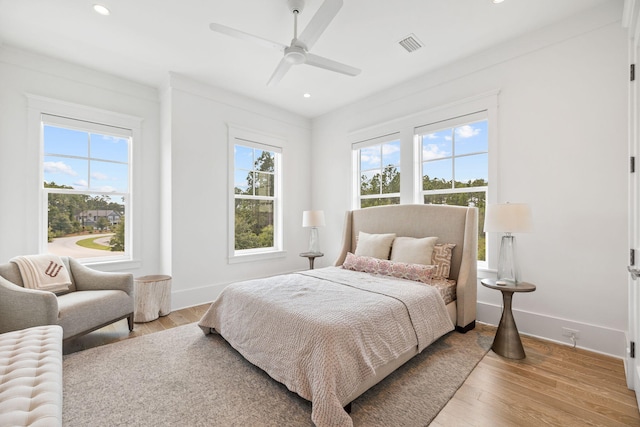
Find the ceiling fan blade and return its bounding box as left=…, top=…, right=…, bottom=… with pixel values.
left=305, top=53, right=360, bottom=76
left=209, top=23, right=287, bottom=52
left=297, top=0, right=343, bottom=50
left=267, top=58, right=294, bottom=87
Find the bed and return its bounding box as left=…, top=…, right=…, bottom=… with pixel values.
left=199, top=204, right=478, bottom=427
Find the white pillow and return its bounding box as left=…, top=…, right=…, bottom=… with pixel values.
left=390, top=236, right=438, bottom=265
left=354, top=231, right=396, bottom=259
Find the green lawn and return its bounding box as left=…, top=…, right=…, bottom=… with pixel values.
left=76, top=236, right=112, bottom=251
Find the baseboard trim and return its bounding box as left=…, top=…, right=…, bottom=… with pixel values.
left=477, top=301, right=626, bottom=358
left=171, top=282, right=227, bottom=311
left=172, top=284, right=626, bottom=358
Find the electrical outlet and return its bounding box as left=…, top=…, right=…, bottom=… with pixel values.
left=562, top=327, right=580, bottom=339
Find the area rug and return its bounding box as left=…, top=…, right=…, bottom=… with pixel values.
left=63, top=322, right=493, bottom=426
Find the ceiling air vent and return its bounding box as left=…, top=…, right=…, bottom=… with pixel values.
left=398, top=33, right=423, bottom=53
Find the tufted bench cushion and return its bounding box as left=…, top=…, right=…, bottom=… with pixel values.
left=0, top=325, right=63, bottom=427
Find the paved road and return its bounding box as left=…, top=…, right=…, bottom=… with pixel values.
left=48, top=233, right=123, bottom=258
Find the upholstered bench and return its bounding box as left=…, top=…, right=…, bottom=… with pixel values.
left=0, top=325, right=63, bottom=426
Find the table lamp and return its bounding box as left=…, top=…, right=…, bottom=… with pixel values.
left=302, top=210, right=325, bottom=254
left=484, top=203, right=533, bottom=284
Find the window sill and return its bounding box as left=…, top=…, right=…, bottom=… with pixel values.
left=82, top=258, right=142, bottom=272
left=229, top=250, right=287, bottom=264
left=478, top=261, right=497, bottom=280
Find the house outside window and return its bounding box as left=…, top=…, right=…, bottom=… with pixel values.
left=229, top=125, right=283, bottom=261
left=354, top=138, right=401, bottom=208
left=417, top=113, right=488, bottom=260
left=42, top=114, right=131, bottom=260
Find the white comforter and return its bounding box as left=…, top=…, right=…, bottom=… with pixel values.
left=198, top=267, right=454, bottom=427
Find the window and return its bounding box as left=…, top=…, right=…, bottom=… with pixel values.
left=349, top=93, right=497, bottom=265
left=42, top=114, right=131, bottom=261
left=354, top=137, right=401, bottom=208
left=229, top=126, right=283, bottom=260
left=417, top=113, right=488, bottom=260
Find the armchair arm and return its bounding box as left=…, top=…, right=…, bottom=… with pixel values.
left=0, top=275, right=58, bottom=334
left=68, top=258, right=133, bottom=296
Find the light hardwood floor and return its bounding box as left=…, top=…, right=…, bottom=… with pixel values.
left=64, top=305, right=640, bottom=426
left=62, top=303, right=210, bottom=355
left=433, top=334, right=640, bottom=426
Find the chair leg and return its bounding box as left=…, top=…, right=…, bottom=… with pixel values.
left=127, top=314, right=134, bottom=332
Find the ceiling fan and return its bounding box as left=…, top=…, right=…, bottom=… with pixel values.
left=209, top=0, right=361, bottom=86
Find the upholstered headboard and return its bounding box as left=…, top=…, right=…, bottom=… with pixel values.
left=334, top=204, right=478, bottom=331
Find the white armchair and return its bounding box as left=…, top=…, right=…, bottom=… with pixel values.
left=0, top=256, right=134, bottom=341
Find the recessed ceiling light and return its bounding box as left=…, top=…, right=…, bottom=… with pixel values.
left=492, top=0, right=505, bottom=3
left=93, top=4, right=110, bottom=15
left=303, top=93, right=311, bottom=98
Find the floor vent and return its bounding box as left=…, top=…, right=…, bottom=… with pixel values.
left=398, top=33, right=423, bottom=53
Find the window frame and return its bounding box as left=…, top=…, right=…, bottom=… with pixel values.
left=42, top=114, right=132, bottom=262
left=28, top=95, right=142, bottom=269
left=228, top=124, right=284, bottom=263
left=416, top=112, right=489, bottom=263
left=348, top=91, right=498, bottom=270
left=352, top=133, right=402, bottom=208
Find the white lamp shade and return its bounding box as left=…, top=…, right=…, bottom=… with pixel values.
left=484, top=203, right=533, bottom=233
left=302, top=210, right=325, bottom=227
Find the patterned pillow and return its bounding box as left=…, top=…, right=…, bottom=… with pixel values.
left=431, top=243, right=456, bottom=279
left=342, top=252, right=436, bottom=284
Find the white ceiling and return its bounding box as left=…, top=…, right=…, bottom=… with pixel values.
left=0, top=0, right=617, bottom=118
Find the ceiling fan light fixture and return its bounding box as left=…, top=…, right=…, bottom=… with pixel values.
left=284, top=46, right=306, bottom=64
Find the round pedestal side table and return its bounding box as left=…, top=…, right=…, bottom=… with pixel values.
left=299, top=252, right=323, bottom=270
left=134, top=275, right=172, bottom=323
left=481, top=278, right=536, bottom=360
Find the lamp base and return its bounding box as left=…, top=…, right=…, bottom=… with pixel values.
left=308, top=227, right=321, bottom=254
left=497, top=234, right=519, bottom=284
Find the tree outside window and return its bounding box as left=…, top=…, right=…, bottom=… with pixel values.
left=358, top=140, right=400, bottom=208
left=234, top=145, right=278, bottom=251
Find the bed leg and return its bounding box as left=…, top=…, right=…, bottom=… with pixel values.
left=455, top=320, right=476, bottom=333
left=344, top=402, right=352, bottom=414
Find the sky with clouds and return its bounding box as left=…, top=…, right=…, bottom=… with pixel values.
left=43, top=125, right=129, bottom=193
left=421, top=120, right=488, bottom=183
left=359, top=120, right=488, bottom=185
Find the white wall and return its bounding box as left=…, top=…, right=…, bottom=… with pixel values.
left=0, top=2, right=629, bottom=357
left=0, top=45, right=162, bottom=277
left=0, top=45, right=313, bottom=314
left=164, top=74, right=313, bottom=309
left=311, top=2, right=629, bottom=356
